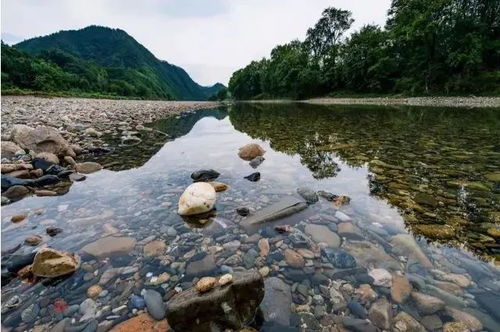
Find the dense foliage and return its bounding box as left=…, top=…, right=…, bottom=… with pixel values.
left=2, top=26, right=224, bottom=100
left=229, top=0, right=500, bottom=99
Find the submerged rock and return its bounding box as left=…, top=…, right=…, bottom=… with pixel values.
left=209, top=181, right=229, bottom=192
left=260, top=277, right=292, bottom=327
left=304, top=224, right=341, bottom=247
left=249, top=156, right=265, bottom=168
left=166, top=271, right=264, bottom=331
left=238, top=143, right=266, bottom=161
left=297, top=187, right=319, bottom=204
left=391, top=234, right=433, bottom=268
left=324, top=248, right=356, bottom=268
left=144, top=289, right=165, bottom=320
left=196, top=277, right=217, bottom=293
left=81, top=236, right=136, bottom=258
left=242, top=196, right=307, bottom=225
left=32, top=247, right=80, bottom=278
left=244, top=172, right=260, bottom=182
left=178, top=182, right=216, bottom=216
left=191, top=169, right=220, bottom=182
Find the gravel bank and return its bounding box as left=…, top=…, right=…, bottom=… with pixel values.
left=1, top=96, right=221, bottom=136
left=304, top=96, right=500, bottom=108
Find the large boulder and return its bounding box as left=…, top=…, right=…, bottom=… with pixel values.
left=178, top=182, right=216, bottom=216
left=32, top=248, right=80, bottom=278
left=10, top=125, right=75, bottom=157
left=238, top=143, right=265, bottom=161
left=165, top=271, right=264, bottom=331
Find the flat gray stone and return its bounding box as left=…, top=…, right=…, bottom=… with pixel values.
left=304, top=224, right=341, bottom=247
left=242, top=196, right=308, bottom=225
left=260, top=277, right=292, bottom=327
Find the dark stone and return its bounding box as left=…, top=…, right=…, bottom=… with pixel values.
left=317, top=191, right=338, bottom=201
left=2, top=174, right=30, bottom=191
left=342, top=317, right=377, bottom=332
left=128, top=295, right=145, bottom=310
left=6, top=251, right=36, bottom=273
left=243, top=249, right=258, bottom=269
left=191, top=169, right=220, bottom=182
left=244, top=172, right=261, bottom=182
left=323, top=248, right=356, bottom=269
left=296, top=188, right=318, bottom=204
left=32, top=158, right=67, bottom=175
left=249, top=156, right=265, bottom=168
left=261, top=277, right=292, bottom=327
left=86, top=147, right=111, bottom=155
left=166, top=271, right=264, bottom=331
left=46, top=227, right=63, bottom=237
left=283, top=268, right=309, bottom=282
left=347, top=300, right=367, bottom=319
left=236, top=207, right=250, bottom=216
left=31, top=175, right=61, bottom=187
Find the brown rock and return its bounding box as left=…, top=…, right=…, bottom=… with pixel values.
left=25, top=235, right=43, bottom=246
left=368, top=297, right=392, bottom=330
left=87, top=285, right=103, bottom=298
left=284, top=249, right=305, bottom=268
left=209, top=181, right=229, bottom=192
left=110, top=313, right=169, bottom=332
left=337, top=222, right=362, bottom=239
left=421, top=315, right=443, bottom=331
left=35, top=152, right=59, bottom=164
left=35, top=190, right=58, bottom=196
left=4, top=185, right=30, bottom=199
left=1, top=163, right=32, bottom=173
left=296, top=248, right=315, bottom=259
left=445, top=307, right=482, bottom=332
left=81, top=236, right=136, bottom=258
left=76, top=162, right=103, bottom=174
left=411, top=292, right=445, bottom=314
left=196, top=277, right=217, bottom=293
left=391, top=273, right=412, bottom=303
left=238, top=143, right=266, bottom=161
left=144, top=240, right=166, bottom=257
left=258, top=238, right=270, bottom=257
left=355, top=284, right=378, bottom=304
left=11, top=213, right=28, bottom=223
left=32, top=248, right=80, bottom=278
left=8, top=169, right=31, bottom=178
left=30, top=169, right=44, bottom=178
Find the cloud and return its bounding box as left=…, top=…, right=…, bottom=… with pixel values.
left=1, top=0, right=391, bottom=85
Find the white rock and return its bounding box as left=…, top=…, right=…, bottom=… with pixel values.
left=218, top=274, right=233, bottom=286
left=178, top=182, right=216, bottom=216
left=369, top=268, right=393, bottom=287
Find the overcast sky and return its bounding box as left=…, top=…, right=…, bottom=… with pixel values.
left=2, top=0, right=391, bottom=86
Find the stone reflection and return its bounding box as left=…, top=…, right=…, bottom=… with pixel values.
left=228, top=103, right=500, bottom=260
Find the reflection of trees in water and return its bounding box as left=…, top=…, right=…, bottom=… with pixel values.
left=152, top=108, right=228, bottom=138
left=228, top=102, right=500, bottom=259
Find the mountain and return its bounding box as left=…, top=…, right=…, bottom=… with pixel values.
left=10, top=26, right=223, bottom=100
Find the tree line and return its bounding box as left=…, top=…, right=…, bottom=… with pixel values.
left=229, top=0, right=500, bottom=99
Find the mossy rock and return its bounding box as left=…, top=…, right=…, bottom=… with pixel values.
left=413, top=224, right=455, bottom=240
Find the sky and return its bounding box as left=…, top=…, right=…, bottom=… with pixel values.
left=1, top=0, right=391, bottom=86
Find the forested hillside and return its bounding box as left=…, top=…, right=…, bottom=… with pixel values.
left=2, top=26, right=224, bottom=100
left=229, top=0, right=500, bottom=99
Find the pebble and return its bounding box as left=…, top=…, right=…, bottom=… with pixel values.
left=11, top=213, right=28, bottom=223
left=196, top=277, right=217, bottom=292
left=144, top=289, right=165, bottom=320
left=218, top=273, right=233, bottom=286
left=86, top=285, right=102, bottom=298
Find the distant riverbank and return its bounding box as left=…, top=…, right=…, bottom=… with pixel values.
left=302, top=96, right=500, bottom=108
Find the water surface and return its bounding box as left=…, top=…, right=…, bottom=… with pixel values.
left=2, top=103, right=499, bottom=330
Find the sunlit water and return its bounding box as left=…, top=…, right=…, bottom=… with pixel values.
left=2, top=103, right=499, bottom=330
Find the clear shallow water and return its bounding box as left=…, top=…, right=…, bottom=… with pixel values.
left=2, top=103, right=500, bottom=331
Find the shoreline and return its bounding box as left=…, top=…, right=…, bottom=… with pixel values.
left=243, top=96, right=500, bottom=108
left=304, top=96, right=500, bottom=108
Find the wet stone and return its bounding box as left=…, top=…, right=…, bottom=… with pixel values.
left=144, top=289, right=165, bottom=320
left=323, top=248, right=356, bottom=268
